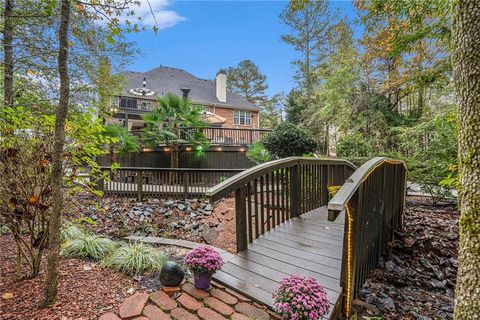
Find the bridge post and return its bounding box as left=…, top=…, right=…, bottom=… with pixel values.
left=235, top=186, right=248, bottom=252
left=290, top=164, right=301, bottom=217
left=136, top=169, right=143, bottom=201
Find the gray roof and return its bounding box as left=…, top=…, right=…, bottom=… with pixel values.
left=120, top=66, right=259, bottom=111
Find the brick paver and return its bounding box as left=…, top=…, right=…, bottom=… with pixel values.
left=99, top=313, right=121, bottom=320
left=197, top=307, right=226, bottom=320
left=177, top=293, right=202, bottom=312
left=99, top=281, right=276, bottom=320
left=231, top=313, right=251, bottom=320
left=170, top=308, right=199, bottom=320
left=150, top=291, right=177, bottom=311
left=203, top=297, right=234, bottom=316
left=210, top=288, right=238, bottom=305
left=119, top=293, right=149, bottom=320
left=143, top=304, right=171, bottom=320
left=235, top=302, right=270, bottom=320
left=182, top=283, right=209, bottom=299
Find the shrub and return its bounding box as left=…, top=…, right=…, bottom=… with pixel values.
left=62, top=234, right=117, bottom=261
left=61, top=224, right=89, bottom=242
left=336, top=132, right=372, bottom=158
left=273, top=275, right=329, bottom=320
left=103, top=242, right=167, bottom=275
left=262, top=122, right=317, bottom=159
left=184, top=245, right=224, bottom=274
left=246, top=142, right=271, bottom=164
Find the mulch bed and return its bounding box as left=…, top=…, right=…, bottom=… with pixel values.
left=354, top=196, right=459, bottom=319
left=0, top=235, right=138, bottom=320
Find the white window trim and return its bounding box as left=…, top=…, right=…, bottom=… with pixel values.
left=234, top=110, right=252, bottom=126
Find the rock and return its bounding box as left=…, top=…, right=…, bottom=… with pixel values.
left=83, top=265, right=93, bottom=271
left=202, top=225, right=219, bottom=244
left=160, top=261, right=185, bottom=287
left=139, top=215, right=145, bottom=222
left=128, top=212, right=135, bottom=219
left=382, top=297, right=395, bottom=311
left=205, top=203, right=214, bottom=211
left=385, top=260, right=395, bottom=272
left=90, top=214, right=98, bottom=221
left=145, top=206, right=153, bottom=213
left=449, top=257, right=458, bottom=268
left=178, top=203, right=187, bottom=211
left=165, top=200, right=174, bottom=206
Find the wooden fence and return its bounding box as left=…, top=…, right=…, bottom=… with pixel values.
left=98, top=167, right=244, bottom=200
left=206, top=157, right=356, bottom=252
left=328, top=157, right=407, bottom=318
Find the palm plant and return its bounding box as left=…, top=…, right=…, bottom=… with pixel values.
left=142, top=94, right=210, bottom=168
left=104, top=124, right=141, bottom=165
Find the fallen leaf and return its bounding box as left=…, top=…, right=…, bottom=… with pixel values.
left=2, top=292, right=14, bottom=299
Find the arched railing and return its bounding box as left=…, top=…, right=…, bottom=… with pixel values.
left=206, top=157, right=356, bottom=252
left=327, top=157, right=407, bottom=318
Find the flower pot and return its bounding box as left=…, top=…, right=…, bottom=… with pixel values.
left=193, top=272, right=212, bottom=290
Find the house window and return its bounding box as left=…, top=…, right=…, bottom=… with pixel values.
left=119, top=97, right=138, bottom=109
left=234, top=110, right=252, bottom=125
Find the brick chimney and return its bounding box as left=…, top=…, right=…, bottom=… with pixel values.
left=215, top=69, right=227, bottom=102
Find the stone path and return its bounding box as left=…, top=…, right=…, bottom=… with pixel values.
left=99, top=280, right=276, bottom=320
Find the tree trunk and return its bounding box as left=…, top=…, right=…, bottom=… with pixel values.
left=171, top=144, right=179, bottom=169
left=453, top=1, right=480, bottom=318
left=41, top=0, right=71, bottom=307
left=324, top=123, right=330, bottom=156
left=3, top=0, right=14, bottom=107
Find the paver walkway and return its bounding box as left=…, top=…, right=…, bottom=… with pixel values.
left=99, top=279, right=276, bottom=320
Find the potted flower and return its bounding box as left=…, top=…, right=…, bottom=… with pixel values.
left=273, top=274, right=330, bottom=320
left=184, top=245, right=224, bottom=290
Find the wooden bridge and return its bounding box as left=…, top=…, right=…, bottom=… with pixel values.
left=206, top=157, right=407, bottom=319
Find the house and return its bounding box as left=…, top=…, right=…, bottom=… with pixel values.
left=107, top=65, right=261, bottom=133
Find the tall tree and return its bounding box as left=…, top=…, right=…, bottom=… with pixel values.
left=226, top=60, right=268, bottom=105
left=260, top=93, right=284, bottom=129
left=142, top=94, right=209, bottom=168
left=280, top=0, right=332, bottom=108
left=3, top=0, right=14, bottom=107
left=284, top=89, right=305, bottom=123
left=452, top=0, right=480, bottom=317
left=41, top=0, right=71, bottom=306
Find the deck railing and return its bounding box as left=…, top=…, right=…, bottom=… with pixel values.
left=206, top=157, right=356, bottom=252
left=131, top=127, right=270, bottom=146
left=98, top=167, right=244, bottom=200
left=327, top=157, right=407, bottom=318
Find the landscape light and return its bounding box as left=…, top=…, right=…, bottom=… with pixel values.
left=185, top=147, right=192, bottom=151
left=217, top=147, right=222, bottom=151
left=164, top=147, right=171, bottom=152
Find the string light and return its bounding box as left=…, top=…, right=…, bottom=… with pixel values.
left=345, top=204, right=353, bottom=318
left=142, top=147, right=152, bottom=152
left=343, top=158, right=407, bottom=317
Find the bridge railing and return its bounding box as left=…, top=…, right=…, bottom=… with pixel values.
left=327, top=157, right=407, bottom=318
left=206, top=157, right=356, bottom=252
left=98, top=167, right=243, bottom=200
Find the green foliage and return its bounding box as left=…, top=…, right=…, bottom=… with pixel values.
left=227, top=60, right=268, bottom=105
left=61, top=224, right=90, bottom=242
left=262, top=122, right=317, bottom=159
left=104, top=124, right=141, bottom=154
left=0, top=106, right=113, bottom=278
left=102, top=242, right=167, bottom=275
left=247, top=142, right=271, bottom=164
left=336, top=133, right=373, bottom=158
left=284, top=89, right=306, bottom=123
left=62, top=234, right=118, bottom=261
left=142, top=94, right=210, bottom=149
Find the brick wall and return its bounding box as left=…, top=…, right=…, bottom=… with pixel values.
left=213, top=106, right=259, bottom=129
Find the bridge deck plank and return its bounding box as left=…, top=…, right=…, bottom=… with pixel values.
left=212, top=206, right=344, bottom=320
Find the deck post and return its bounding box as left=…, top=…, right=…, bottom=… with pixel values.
left=235, top=186, right=248, bottom=252
left=183, top=171, right=188, bottom=199
left=137, top=169, right=143, bottom=201
left=290, top=164, right=301, bottom=217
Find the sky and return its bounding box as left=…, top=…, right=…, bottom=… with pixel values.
left=124, top=0, right=359, bottom=97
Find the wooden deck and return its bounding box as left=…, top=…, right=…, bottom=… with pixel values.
left=212, top=206, right=345, bottom=319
